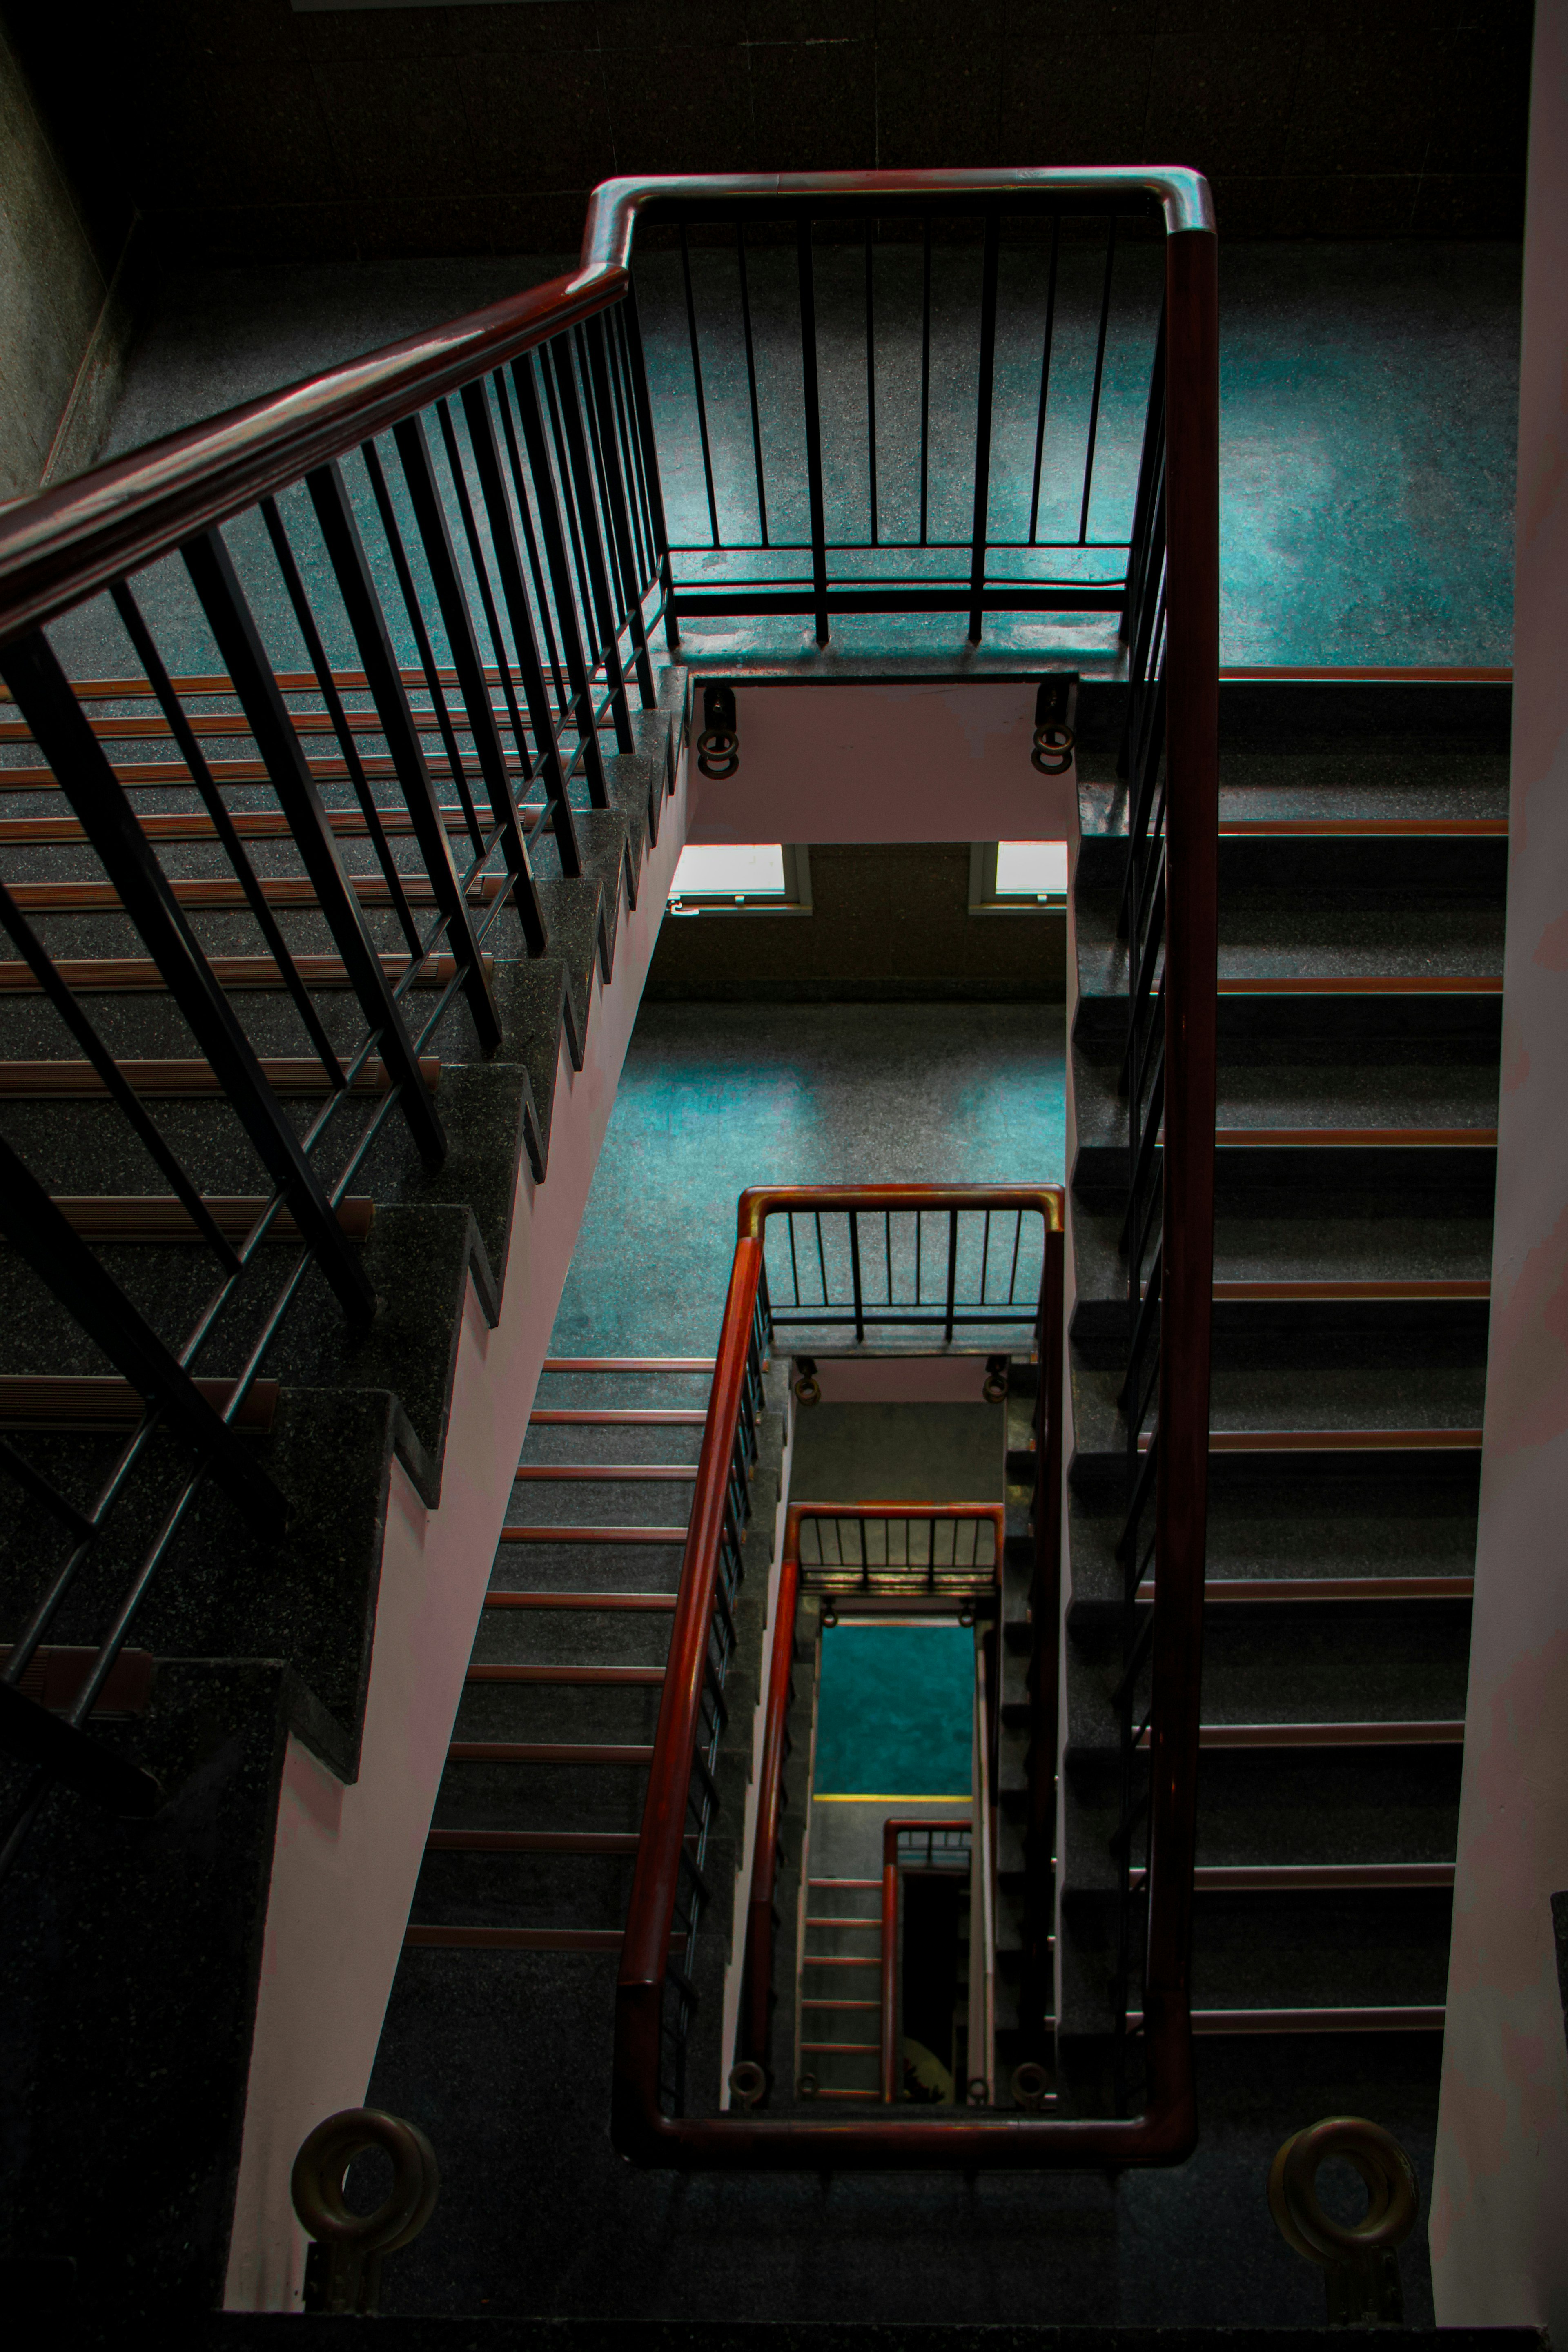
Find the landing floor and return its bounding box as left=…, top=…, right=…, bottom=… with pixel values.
left=100, top=240, right=1519, bottom=670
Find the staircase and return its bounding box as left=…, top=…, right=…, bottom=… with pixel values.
left=0, top=656, right=686, bottom=2310
left=1062, top=673, right=1504, bottom=2171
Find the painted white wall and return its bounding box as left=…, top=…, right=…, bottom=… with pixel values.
left=686, top=682, right=1078, bottom=847
left=223, top=755, right=690, bottom=2310
left=1431, top=3, right=1568, bottom=2326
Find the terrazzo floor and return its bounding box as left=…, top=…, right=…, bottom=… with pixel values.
left=87, top=236, right=1520, bottom=673
left=547, top=1000, right=1067, bottom=1358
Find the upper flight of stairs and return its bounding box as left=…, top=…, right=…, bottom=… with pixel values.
left=1061, top=677, right=1504, bottom=2090
left=0, top=662, right=686, bottom=2313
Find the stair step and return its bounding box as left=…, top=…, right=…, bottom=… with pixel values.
left=483, top=1592, right=678, bottom=1612
left=513, top=1465, right=698, bottom=1481
left=0, top=1374, right=277, bottom=1432
left=529, top=1410, right=708, bottom=1426
left=542, top=1356, right=715, bottom=1374
left=497, top=1526, right=689, bottom=1545
left=0, top=952, right=475, bottom=992
left=4, top=875, right=508, bottom=912
left=1134, top=1720, right=1464, bottom=1750
left=425, top=1831, right=641, bottom=1854
left=1212, top=1279, right=1490, bottom=1300
left=1216, top=975, right=1502, bottom=995
left=463, top=1665, right=665, bottom=1686
left=28, top=1196, right=374, bottom=1243
left=1217, top=817, right=1507, bottom=835
left=447, top=1741, right=654, bottom=1765
left=1214, top=1127, right=1494, bottom=1147
left=1134, top=1576, right=1474, bottom=1604
left=1189, top=2005, right=1445, bottom=2034
left=404, top=1926, right=623, bottom=1951
left=0, top=1056, right=441, bottom=1097
left=1191, top=1864, right=1454, bottom=1890
left=0, top=1643, right=154, bottom=1713
left=1203, top=1428, right=1483, bottom=1453
left=0, top=808, right=499, bottom=848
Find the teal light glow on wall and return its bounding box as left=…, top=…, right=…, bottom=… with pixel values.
left=814, top=1621, right=974, bottom=1797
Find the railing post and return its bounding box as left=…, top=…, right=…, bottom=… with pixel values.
left=795, top=213, right=830, bottom=648
left=967, top=205, right=1001, bottom=646
left=1141, top=219, right=1218, bottom=2132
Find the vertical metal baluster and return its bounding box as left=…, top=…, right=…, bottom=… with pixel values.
left=679, top=223, right=722, bottom=550
left=849, top=1207, right=864, bottom=1347
left=884, top=1207, right=892, bottom=1306
left=920, top=214, right=933, bottom=548
left=864, top=222, right=878, bottom=547
left=945, top=1208, right=958, bottom=1344
left=915, top=1208, right=922, bottom=1306
left=432, top=395, right=539, bottom=765
left=511, top=352, right=610, bottom=810
left=814, top=1210, right=827, bottom=1309
left=620, top=281, right=681, bottom=655
left=1008, top=1209, right=1023, bottom=1305
left=1079, top=217, right=1120, bottom=547
left=110, top=575, right=355, bottom=1065
left=461, top=380, right=583, bottom=877
left=252, top=504, right=423, bottom=959
left=582, top=315, right=657, bottom=712
left=1027, top=216, right=1062, bottom=547
left=309, top=453, right=523, bottom=1014
left=788, top=1212, right=801, bottom=1306
left=1120, top=304, right=1168, bottom=644
left=177, top=530, right=448, bottom=1173
left=736, top=220, right=770, bottom=550
left=0, top=628, right=400, bottom=1299
left=541, top=348, right=605, bottom=676
left=797, top=212, right=829, bottom=648
left=382, top=419, right=547, bottom=961
left=980, top=1207, right=991, bottom=1306
left=607, top=310, right=653, bottom=584
left=358, top=437, right=486, bottom=855
left=967, top=206, right=1001, bottom=646
left=493, top=366, right=568, bottom=718
left=859, top=1513, right=868, bottom=1595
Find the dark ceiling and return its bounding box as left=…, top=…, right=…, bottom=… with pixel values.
left=8, top=0, right=1534, bottom=270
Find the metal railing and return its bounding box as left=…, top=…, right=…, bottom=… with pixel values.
left=794, top=1501, right=1004, bottom=1604
left=880, top=1819, right=980, bottom=2107
left=616, top=1182, right=1091, bottom=2164
left=0, top=207, right=673, bottom=1875
left=596, top=170, right=1209, bottom=644
left=761, top=1189, right=1048, bottom=1349
left=1106, top=213, right=1219, bottom=2111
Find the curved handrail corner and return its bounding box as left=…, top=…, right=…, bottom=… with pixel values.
left=579, top=168, right=1215, bottom=278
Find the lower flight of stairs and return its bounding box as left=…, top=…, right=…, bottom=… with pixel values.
left=1059, top=678, right=1502, bottom=2190
left=370, top=1357, right=786, bottom=2254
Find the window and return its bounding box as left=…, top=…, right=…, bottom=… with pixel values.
left=667, top=842, right=812, bottom=915
left=968, top=840, right=1069, bottom=912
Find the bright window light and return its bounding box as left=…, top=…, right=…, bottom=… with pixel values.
left=995, top=840, right=1068, bottom=898
left=670, top=843, right=786, bottom=899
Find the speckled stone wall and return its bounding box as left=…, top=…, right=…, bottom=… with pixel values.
left=2, top=0, right=1535, bottom=268
left=0, top=16, right=136, bottom=494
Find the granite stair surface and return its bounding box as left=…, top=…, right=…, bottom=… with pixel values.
left=1058, top=678, right=1506, bottom=2286
left=0, top=652, right=687, bottom=2314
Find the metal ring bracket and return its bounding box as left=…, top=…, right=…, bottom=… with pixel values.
left=291, top=2107, right=440, bottom=2315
